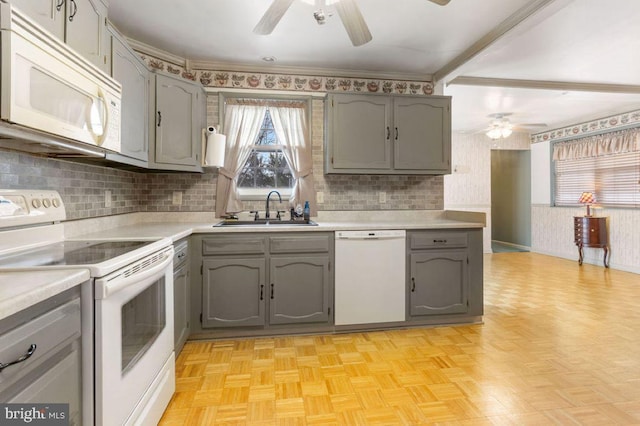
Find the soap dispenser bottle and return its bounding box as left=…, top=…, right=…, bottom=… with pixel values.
left=303, top=201, right=310, bottom=222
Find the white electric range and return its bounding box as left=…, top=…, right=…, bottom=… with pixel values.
left=0, top=189, right=175, bottom=426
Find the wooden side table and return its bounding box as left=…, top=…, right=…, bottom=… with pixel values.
left=574, top=216, right=609, bottom=268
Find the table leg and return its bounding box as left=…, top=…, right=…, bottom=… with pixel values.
left=603, top=245, right=609, bottom=268
left=578, top=244, right=584, bottom=265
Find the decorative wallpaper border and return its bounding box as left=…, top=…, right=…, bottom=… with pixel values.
left=139, top=56, right=434, bottom=95
left=531, top=109, right=640, bottom=143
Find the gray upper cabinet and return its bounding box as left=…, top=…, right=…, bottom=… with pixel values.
left=65, top=0, right=109, bottom=72
left=10, top=0, right=65, bottom=38
left=393, top=97, right=450, bottom=171
left=328, top=95, right=392, bottom=170
left=150, top=73, right=204, bottom=172
left=13, top=0, right=110, bottom=72
left=325, top=93, right=451, bottom=175
left=109, top=24, right=149, bottom=166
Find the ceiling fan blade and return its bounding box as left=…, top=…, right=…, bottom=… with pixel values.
left=334, top=0, right=372, bottom=47
left=253, top=0, right=295, bottom=35
left=427, top=0, right=451, bottom=5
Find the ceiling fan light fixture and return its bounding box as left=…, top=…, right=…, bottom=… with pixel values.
left=486, top=115, right=513, bottom=140
left=486, top=127, right=503, bottom=140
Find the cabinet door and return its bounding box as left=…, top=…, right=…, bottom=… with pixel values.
left=410, top=250, right=468, bottom=316
left=394, top=97, right=451, bottom=172
left=65, top=0, right=109, bottom=71
left=269, top=255, right=331, bottom=325
left=328, top=94, right=392, bottom=170
left=173, top=262, right=190, bottom=354
left=154, top=74, right=202, bottom=169
left=111, top=29, right=150, bottom=162
left=7, top=342, right=82, bottom=425
left=202, top=258, right=266, bottom=328
left=10, top=0, right=65, bottom=39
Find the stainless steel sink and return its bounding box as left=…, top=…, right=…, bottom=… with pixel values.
left=214, top=219, right=318, bottom=227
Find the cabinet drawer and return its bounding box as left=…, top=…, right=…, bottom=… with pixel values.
left=0, top=298, right=81, bottom=391
left=270, top=235, right=331, bottom=253
left=410, top=232, right=468, bottom=249
left=174, top=239, right=189, bottom=267
left=203, top=236, right=266, bottom=255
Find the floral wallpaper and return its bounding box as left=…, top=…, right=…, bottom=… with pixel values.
left=531, top=109, right=640, bottom=143
left=140, top=56, right=434, bottom=95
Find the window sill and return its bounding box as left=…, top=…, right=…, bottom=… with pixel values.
left=238, top=188, right=293, bottom=201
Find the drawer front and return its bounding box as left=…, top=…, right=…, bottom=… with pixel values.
left=174, top=239, right=189, bottom=266
left=0, top=298, right=81, bottom=391
left=270, top=235, right=331, bottom=254
left=203, top=236, right=266, bottom=255
left=410, top=232, right=468, bottom=249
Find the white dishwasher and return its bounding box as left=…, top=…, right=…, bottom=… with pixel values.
left=334, top=230, right=406, bottom=325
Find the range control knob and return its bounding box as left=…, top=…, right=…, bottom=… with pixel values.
left=31, top=199, right=42, bottom=208
left=42, top=198, right=51, bottom=208
left=52, top=198, right=60, bottom=208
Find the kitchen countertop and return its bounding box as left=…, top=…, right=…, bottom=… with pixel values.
left=2, top=210, right=484, bottom=320
left=67, top=210, right=486, bottom=242
left=0, top=269, right=90, bottom=321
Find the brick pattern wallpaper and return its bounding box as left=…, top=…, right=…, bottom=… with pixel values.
left=0, top=94, right=444, bottom=220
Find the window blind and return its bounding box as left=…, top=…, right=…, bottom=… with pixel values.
left=554, top=150, right=640, bottom=208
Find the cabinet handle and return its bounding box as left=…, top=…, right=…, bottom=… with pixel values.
left=395, top=127, right=398, bottom=140
left=68, top=0, right=77, bottom=21
left=260, top=284, right=264, bottom=301
left=157, top=111, right=162, bottom=127
left=270, top=283, right=274, bottom=299
left=411, top=277, right=416, bottom=292
left=0, top=344, right=37, bottom=372
left=56, top=0, right=65, bottom=12
left=433, top=239, right=447, bottom=244
left=386, top=126, right=390, bottom=140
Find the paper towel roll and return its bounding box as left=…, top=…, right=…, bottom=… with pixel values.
left=205, top=132, right=226, bottom=167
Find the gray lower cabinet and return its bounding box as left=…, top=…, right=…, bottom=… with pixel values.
left=150, top=72, right=205, bottom=172
left=0, top=287, right=83, bottom=425
left=410, top=250, right=468, bottom=315
left=269, top=255, right=330, bottom=325
left=202, top=257, right=266, bottom=328
left=198, top=233, right=333, bottom=333
left=325, top=93, right=451, bottom=175
left=173, top=239, right=190, bottom=353
left=407, top=230, right=483, bottom=320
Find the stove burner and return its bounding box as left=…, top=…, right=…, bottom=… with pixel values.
left=0, top=240, right=153, bottom=267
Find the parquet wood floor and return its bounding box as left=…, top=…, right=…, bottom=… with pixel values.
left=160, top=253, right=640, bottom=425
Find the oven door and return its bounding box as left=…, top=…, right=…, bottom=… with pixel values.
left=94, top=247, right=175, bottom=426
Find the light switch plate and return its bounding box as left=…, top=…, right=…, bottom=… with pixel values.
left=379, top=192, right=386, bottom=203
left=172, top=191, right=183, bottom=205
left=316, top=191, right=324, bottom=204
left=105, top=190, right=112, bottom=208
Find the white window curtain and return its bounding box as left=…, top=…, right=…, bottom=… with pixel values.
left=553, top=127, right=640, bottom=207
left=269, top=105, right=316, bottom=215
left=215, top=104, right=267, bottom=216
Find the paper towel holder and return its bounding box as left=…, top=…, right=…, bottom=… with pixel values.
left=203, top=125, right=226, bottom=168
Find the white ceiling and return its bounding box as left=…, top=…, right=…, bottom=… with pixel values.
left=108, top=0, right=640, bottom=135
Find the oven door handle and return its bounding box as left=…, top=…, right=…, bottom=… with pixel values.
left=97, top=249, right=173, bottom=299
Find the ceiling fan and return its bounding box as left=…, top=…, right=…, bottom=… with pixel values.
left=253, top=0, right=452, bottom=47
left=483, top=113, right=548, bottom=139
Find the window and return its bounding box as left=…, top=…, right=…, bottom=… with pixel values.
left=237, top=110, right=294, bottom=199
left=553, top=128, right=640, bottom=208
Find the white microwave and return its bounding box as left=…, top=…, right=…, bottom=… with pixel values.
left=0, top=3, right=121, bottom=153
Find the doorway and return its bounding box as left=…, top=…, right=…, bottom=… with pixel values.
left=491, top=149, right=531, bottom=252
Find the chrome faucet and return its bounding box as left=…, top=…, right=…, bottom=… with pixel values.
left=265, top=190, right=282, bottom=219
